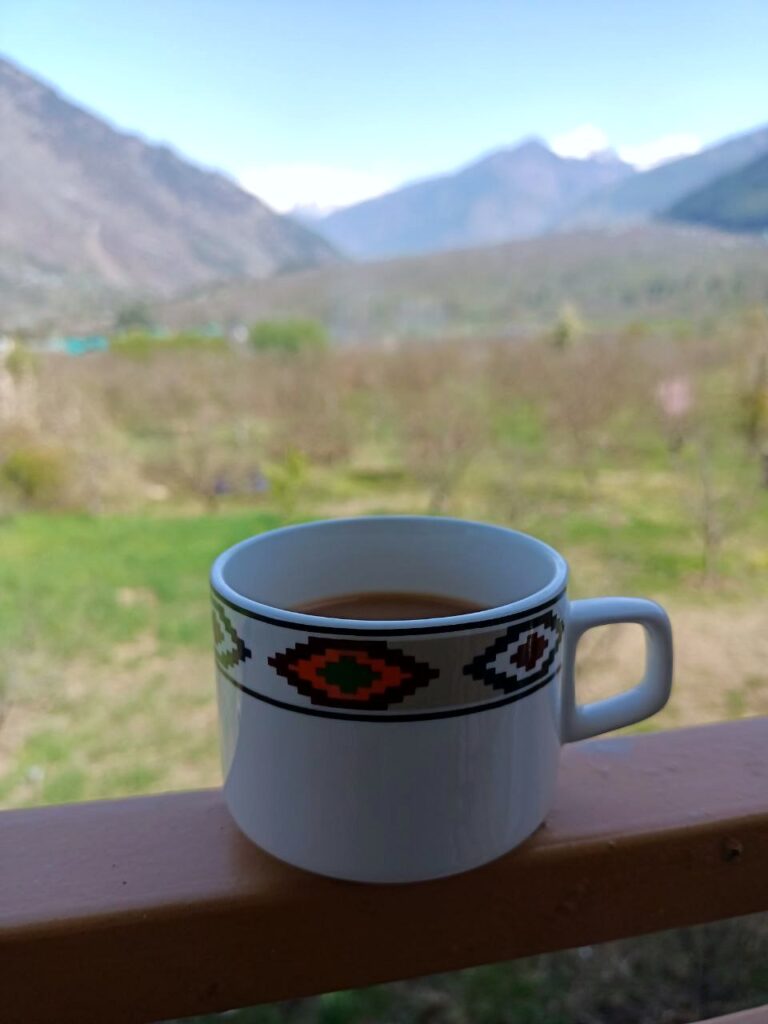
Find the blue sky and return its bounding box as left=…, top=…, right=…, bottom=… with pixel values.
left=3, top=0, right=768, bottom=210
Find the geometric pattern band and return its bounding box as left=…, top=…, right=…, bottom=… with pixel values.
left=264, top=609, right=564, bottom=712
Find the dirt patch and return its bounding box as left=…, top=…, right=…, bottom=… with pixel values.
left=576, top=601, right=768, bottom=727
left=0, top=637, right=219, bottom=807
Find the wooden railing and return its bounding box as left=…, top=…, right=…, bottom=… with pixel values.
left=2, top=717, right=768, bottom=1024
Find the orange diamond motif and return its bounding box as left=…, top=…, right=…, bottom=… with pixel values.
left=268, top=637, right=439, bottom=710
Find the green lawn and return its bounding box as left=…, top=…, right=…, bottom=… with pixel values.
left=0, top=511, right=280, bottom=806
left=0, top=510, right=280, bottom=660
left=0, top=467, right=764, bottom=670
left=0, top=467, right=765, bottom=811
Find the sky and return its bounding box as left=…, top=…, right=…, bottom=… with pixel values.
left=3, top=0, right=768, bottom=211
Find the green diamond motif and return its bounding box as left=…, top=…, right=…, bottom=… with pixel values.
left=319, top=656, right=377, bottom=694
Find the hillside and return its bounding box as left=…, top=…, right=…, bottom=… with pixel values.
left=665, top=151, right=768, bottom=233
left=0, top=57, right=337, bottom=329
left=315, top=139, right=634, bottom=259
left=556, top=124, right=768, bottom=230
left=159, top=225, right=768, bottom=341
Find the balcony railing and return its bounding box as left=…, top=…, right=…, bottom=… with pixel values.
left=2, top=717, right=768, bottom=1024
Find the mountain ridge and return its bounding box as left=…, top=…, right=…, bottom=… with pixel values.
left=0, top=56, right=337, bottom=328
left=553, top=123, right=768, bottom=231
left=312, top=124, right=768, bottom=259
left=315, top=139, right=635, bottom=259
left=665, top=150, right=768, bottom=233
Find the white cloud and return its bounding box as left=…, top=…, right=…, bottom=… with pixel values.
left=238, top=163, right=396, bottom=213
left=550, top=123, right=610, bottom=159
left=550, top=125, right=703, bottom=170
left=617, top=133, right=703, bottom=170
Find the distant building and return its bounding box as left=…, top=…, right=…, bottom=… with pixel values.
left=42, top=335, right=110, bottom=355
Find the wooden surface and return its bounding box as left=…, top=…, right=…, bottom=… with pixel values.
left=2, top=718, right=768, bottom=1024
left=697, top=1008, right=768, bottom=1024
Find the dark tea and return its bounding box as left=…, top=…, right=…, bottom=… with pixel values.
left=293, top=591, right=486, bottom=620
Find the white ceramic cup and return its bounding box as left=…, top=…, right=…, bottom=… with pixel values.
left=211, top=516, right=673, bottom=883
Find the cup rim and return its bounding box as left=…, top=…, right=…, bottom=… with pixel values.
left=211, top=516, right=568, bottom=635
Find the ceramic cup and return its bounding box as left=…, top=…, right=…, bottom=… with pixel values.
left=211, top=516, right=673, bottom=883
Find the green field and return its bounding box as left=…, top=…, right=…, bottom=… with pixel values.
left=2, top=324, right=768, bottom=807
left=0, top=510, right=267, bottom=805
left=1, top=444, right=766, bottom=808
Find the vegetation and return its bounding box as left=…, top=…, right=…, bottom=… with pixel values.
left=0, top=318, right=766, bottom=802
left=0, top=444, right=70, bottom=508
left=113, top=300, right=155, bottom=332
left=0, top=314, right=766, bottom=1022
left=248, top=317, right=329, bottom=354
left=111, top=328, right=228, bottom=357
left=548, top=301, right=586, bottom=349
left=159, top=226, right=768, bottom=343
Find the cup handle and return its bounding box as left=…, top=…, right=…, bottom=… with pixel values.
left=561, top=597, right=673, bottom=742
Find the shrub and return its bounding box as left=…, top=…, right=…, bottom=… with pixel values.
left=549, top=302, right=586, bottom=350
left=4, top=345, right=38, bottom=379
left=110, top=330, right=156, bottom=358
left=164, top=330, right=227, bottom=352
left=113, top=301, right=154, bottom=332
left=111, top=330, right=227, bottom=358
left=0, top=445, right=71, bottom=507
left=264, top=449, right=309, bottom=521
left=248, top=318, right=328, bottom=355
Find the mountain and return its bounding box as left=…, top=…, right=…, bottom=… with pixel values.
left=556, top=124, right=768, bottom=231
left=158, top=225, right=768, bottom=342
left=0, top=57, right=336, bottom=328
left=314, top=140, right=635, bottom=259
left=665, top=151, right=768, bottom=233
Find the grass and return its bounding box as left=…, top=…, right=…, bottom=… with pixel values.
left=0, top=456, right=766, bottom=810
left=0, top=444, right=764, bottom=672
left=0, top=510, right=280, bottom=659
left=0, top=510, right=279, bottom=806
